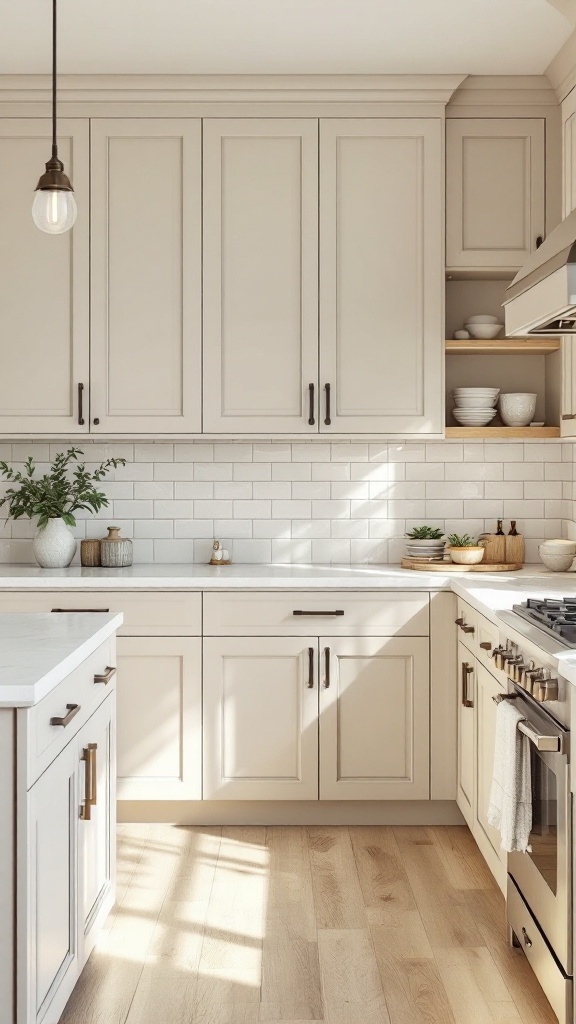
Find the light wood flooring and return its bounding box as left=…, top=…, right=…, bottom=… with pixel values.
left=61, top=824, right=556, bottom=1024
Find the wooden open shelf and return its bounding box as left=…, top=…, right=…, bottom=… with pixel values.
left=445, top=338, right=560, bottom=355
left=445, top=426, right=560, bottom=438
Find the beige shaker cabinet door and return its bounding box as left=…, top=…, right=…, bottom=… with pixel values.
left=446, top=118, right=545, bottom=272
left=202, top=637, right=319, bottom=799
left=203, top=119, right=319, bottom=433
left=319, top=636, right=430, bottom=800
left=90, top=119, right=202, bottom=433
left=0, top=119, right=89, bottom=434
left=115, top=637, right=201, bottom=800
left=319, top=118, right=443, bottom=435
left=457, top=641, right=476, bottom=829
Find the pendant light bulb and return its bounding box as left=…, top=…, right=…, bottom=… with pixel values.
left=32, top=0, right=77, bottom=234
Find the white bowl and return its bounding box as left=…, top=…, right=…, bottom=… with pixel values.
left=453, top=387, right=500, bottom=397
left=452, top=408, right=497, bottom=426
left=539, top=539, right=576, bottom=553
left=448, top=546, right=485, bottom=565
left=465, top=323, right=504, bottom=340
left=453, top=395, right=498, bottom=409
left=454, top=330, right=470, bottom=340
left=539, top=546, right=575, bottom=572
left=465, top=315, right=500, bottom=324
left=499, top=393, right=537, bottom=427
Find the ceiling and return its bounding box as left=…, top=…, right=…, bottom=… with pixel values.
left=0, top=0, right=573, bottom=77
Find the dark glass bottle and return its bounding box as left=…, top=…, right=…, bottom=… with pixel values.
left=496, top=519, right=505, bottom=536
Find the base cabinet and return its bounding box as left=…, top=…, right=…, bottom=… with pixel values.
left=203, top=634, right=430, bottom=801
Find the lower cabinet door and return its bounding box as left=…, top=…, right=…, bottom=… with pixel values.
left=457, top=642, right=476, bottom=828
left=24, top=741, right=79, bottom=1024
left=116, top=637, right=202, bottom=800
left=203, top=637, right=319, bottom=799
left=474, top=662, right=506, bottom=888
left=77, top=693, right=116, bottom=963
left=319, top=636, right=430, bottom=799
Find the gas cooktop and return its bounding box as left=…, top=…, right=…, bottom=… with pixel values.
left=513, top=597, right=576, bottom=648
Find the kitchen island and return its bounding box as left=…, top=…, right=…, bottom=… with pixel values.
left=0, top=611, right=122, bottom=1024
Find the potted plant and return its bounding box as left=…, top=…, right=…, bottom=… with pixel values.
left=0, top=447, right=126, bottom=568
left=446, top=533, right=485, bottom=565
left=405, top=525, right=446, bottom=561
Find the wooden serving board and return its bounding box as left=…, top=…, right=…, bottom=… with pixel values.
left=401, top=558, right=523, bottom=573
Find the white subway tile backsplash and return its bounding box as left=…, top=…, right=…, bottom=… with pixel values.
left=1, top=438, right=571, bottom=566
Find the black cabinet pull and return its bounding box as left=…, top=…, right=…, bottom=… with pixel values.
left=536, top=236, right=543, bottom=249
left=293, top=609, right=344, bottom=616
left=78, top=382, right=85, bottom=426
left=324, top=383, right=331, bottom=426
left=324, top=647, right=331, bottom=688
left=50, top=703, right=81, bottom=728
left=461, top=663, right=474, bottom=708
left=307, top=647, right=314, bottom=688
left=308, top=383, right=315, bottom=426
left=52, top=608, right=110, bottom=613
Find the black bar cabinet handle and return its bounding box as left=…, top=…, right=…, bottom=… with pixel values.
left=78, top=382, right=85, bottom=426
left=50, top=703, right=81, bottom=728
left=324, top=383, right=331, bottom=426
left=293, top=609, right=344, bottom=616
left=308, top=383, right=315, bottom=426
left=307, top=647, right=314, bottom=688
left=52, top=608, right=110, bottom=613
left=324, top=647, right=331, bottom=689
left=461, top=663, right=474, bottom=709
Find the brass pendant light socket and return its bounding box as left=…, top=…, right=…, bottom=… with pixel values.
left=35, top=154, right=74, bottom=193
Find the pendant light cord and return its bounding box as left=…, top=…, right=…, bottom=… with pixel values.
left=52, top=0, right=57, bottom=158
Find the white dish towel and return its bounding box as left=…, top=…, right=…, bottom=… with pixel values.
left=487, top=700, right=532, bottom=853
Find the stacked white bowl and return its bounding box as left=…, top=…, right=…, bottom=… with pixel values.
left=464, top=314, right=503, bottom=340
left=452, top=387, right=499, bottom=427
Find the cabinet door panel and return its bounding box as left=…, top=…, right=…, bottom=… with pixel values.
left=91, top=119, right=201, bottom=432
left=457, top=642, right=475, bottom=828
left=446, top=118, right=545, bottom=270
left=320, top=118, right=443, bottom=434
left=203, top=637, right=318, bottom=799
left=25, top=741, right=79, bottom=1023
left=77, top=693, right=116, bottom=963
left=203, top=119, right=319, bottom=433
left=116, top=637, right=201, bottom=799
left=475, top=663, right=506, bottom=869
left=0, top=119, right=89, bottom=433
left=319, top=636, right=429, bottom=799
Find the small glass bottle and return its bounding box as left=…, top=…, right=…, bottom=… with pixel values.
left=496, top=519, right=505, bottom=536
left=508, top=520, right=518, bottom=536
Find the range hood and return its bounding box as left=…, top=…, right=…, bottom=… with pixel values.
left=504, top=208, right=576, bottom=336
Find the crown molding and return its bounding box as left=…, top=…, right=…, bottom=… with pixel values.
left=0, top=73, right=467, bottom=107
left=546, top=28, right=576, bottom=100
left=448, top=74, right=559, bottom=109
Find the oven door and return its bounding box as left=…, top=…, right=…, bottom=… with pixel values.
left=508, top=696, right=571, bottom=975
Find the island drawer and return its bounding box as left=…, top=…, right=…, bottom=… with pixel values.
left=24, top=637, right=115, bottom=788
left=203, top=591, right=429, bottom=636
left=0, top=591, right=201, bottom=636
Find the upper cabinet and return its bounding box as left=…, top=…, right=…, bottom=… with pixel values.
left=90, top=119, right=202, bottom=433
left=203, top=119, right=319, bottom=434
left=320, top=118, right=443, bottom=434
left=0, top=119, right=89, bottom=434
left=446, top=118, right=546, bottom=273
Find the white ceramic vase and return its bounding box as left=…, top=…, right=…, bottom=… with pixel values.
left=32, top=517, right=77, bottom=568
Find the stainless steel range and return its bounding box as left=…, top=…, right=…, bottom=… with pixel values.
left=497, top=602, right=573, bottom=1024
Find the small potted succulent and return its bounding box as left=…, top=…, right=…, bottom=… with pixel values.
left=0, top=447, right=126, bottom=568
left=405, top=525, right=446, bottom=561
left=447, top=533, right=485, bottom=565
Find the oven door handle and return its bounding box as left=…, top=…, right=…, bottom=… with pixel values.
left=517, top=720, right=561, bottom=753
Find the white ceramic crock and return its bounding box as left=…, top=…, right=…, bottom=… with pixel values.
left=32, top=517, right=77, bottom=568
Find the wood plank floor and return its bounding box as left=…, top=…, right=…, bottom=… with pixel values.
left=60, top=824, right=556, bottom=1024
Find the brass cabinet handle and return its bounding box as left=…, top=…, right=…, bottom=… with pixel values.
left=324, top=647, right=331, bottom=688
left=80, top=743, right=97, bottom=820
left=455, top=617, right=464, bottom=627
left=461, top=663, right=474, bottom=708
left=293, top=609, right=344, bottom=617
left=50, top=703, right=80, bottom=728
left=562, top=414, right=576, bottom=420
left=94, top=665, right=116, bottom=685
left=324, top=383, right=331, bottom=426
left=479, top=641, right=492, bottom=650
left=462, top=624, right=475, bottom=634
left=78, top=382, right=85, bottom=426
left=307, top=647, right=314, bottom=689
left=308, top=383, right=315, bottom=426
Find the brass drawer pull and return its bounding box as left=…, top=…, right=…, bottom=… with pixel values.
left=80, top=743, right=97, bottom=820
left=462, top=624, right=475, bottom=634
left=479, top=641, right=492, bottom=650
left=461, top=663, right=474, bottom=708
left=94, top=666, right=116, bottom=685
left=50, top=703, right=80, bottom=728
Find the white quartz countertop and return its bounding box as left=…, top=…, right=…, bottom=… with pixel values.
left=0, top=612, right=123, bottom=707
left=0, top=562, right=573, bottom=592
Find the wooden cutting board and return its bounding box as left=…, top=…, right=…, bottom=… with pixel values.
left=400, top=557, right=523, bottom=573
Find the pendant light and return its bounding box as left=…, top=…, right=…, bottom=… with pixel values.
left=32, top=0, right=77, bottom=233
